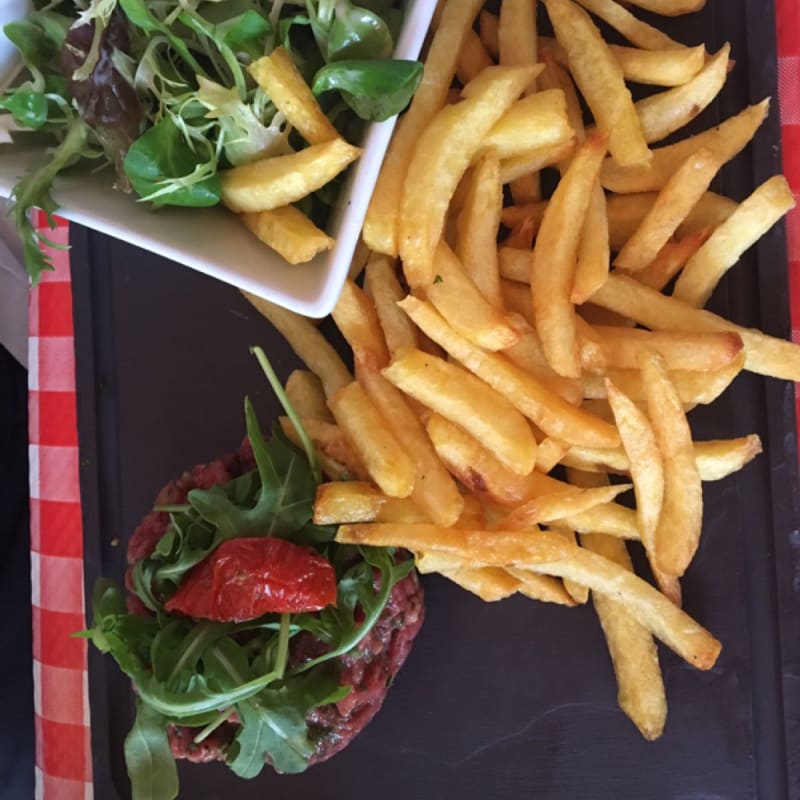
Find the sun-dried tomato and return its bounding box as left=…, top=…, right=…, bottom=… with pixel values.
left=165, top=537, right=337, bottom=622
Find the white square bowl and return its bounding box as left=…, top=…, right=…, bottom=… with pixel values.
left=0, top=1, right=435, bottom=317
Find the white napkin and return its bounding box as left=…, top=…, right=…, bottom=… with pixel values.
left=0, top=199, right=28, bottom=368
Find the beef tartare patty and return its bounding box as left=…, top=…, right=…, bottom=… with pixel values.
left=126, top=439, right=425, bottom=767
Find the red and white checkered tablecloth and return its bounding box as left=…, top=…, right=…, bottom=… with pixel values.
left=28, top=212, right=93, bottom=799
left=25, top=2, right=800, bottom=796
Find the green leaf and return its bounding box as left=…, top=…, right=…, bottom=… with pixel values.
left=186, top=421, right=317, bottom=541
left=293, top=546, right=413, bottom=674
left=312, top=59, right=422, bottom=121
left=123, top=117, right=221, bottom=207
left=0, top=90, right=49, bottom=128
left=124, top=699, right=179, bottom=800
left=229, top=696, right=312, bottom=777
left=117, top=0, right=207, bottom=77
left=326, top=4, right=394, bottom=62
left=218, top=10, right=272, bottom=61
left=3, top=19, right=60, bottom=75
left=8, top=118, right=88, bottom=283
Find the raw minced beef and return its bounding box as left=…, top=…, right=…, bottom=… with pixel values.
left=126, top=439, right=424, bottom=767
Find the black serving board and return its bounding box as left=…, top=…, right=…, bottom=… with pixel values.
left=72, top=2, right=800, bottom=798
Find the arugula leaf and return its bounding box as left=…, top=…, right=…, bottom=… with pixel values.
left=313, top=59, right=422, bottom=121
left=230, top=690, right=313, bottom=776
left=293, top=546, right=414, bottom=673
left=186, top=418, right=317, bottom=541
left=124, top=699, right=179, bottom=800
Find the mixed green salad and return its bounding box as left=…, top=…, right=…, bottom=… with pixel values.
left=1, top=0, right=423, bottom=281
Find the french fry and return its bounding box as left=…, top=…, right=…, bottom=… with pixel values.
left=573, top=181, right=611, bottom=304
left=531, top=134, right=609, bottom=377
left=559, top=503, right=640, bottom=540
left=336, top=524, right=721, bottom=669
left=279, top=417, right=368, bottom=481
left=363, top=253, right=420, bottom=357
left=601, top=100, right=770, bottom=193
left=314, top=481, right=390, bottom=524
left=242, top=292, right=352, bottom=397
left=328, top=382, right=416, bottom=498
left=510, top=470, right=641, bottom=540
left=498, top=246, right=532, bottom=283
left=609, top=43, right=706, bottom=86
left=440, top=567, right=522, bottom=602
left=605, top=379, right=664, bottom=579
left=456, top=29, right=493, bottom=85
left=640, top=351, right=703, bottom=577
left=544, top=0, right=650, bottom=167
left=673, top=175, right=796, bottom=306
left=634, top=228, right=714, bottom=291
left=535, top=436, right=571, bottom=473
left=501, top=277, right=537, bottom=328
left=399, top=296, right=621, bottom=447
left=504, top=567, right=578, bottom=605
left=248, top=48, right=338, bottom=144
left=383, top=348, right=538, bottom=475
left=284, top=370, right=332, bottom=422
left=499, top=328, right=585, bottom=405
left=364, top=0, right=485, bottom=255
left=332, top=280, right=390, bottom=370
left=576, top=494, right=667, bottom=742
left=499, top=139, right=577, bottom=184
left=539, top=51, right=586, bottom=143
left=427, top=413, right=540, bottom=505
left=399, top=65, right=538, bottom=286
left=313, top=482, right=431, bottom=525
left=493, top=483, right=632, bottom=526
left=501, top=202, right=548, bottom=231
left=496, top=0, right=540, bottom=202
left=221, top=138, right=361, bottom=212
left=564, top=435, right=762, bottom=480
left=479, top=9, right=500, bottom=59
left=358, top=367, right=465, bottom=528
left=623, top=0, right=705, bottom=13
left=241, top=206, right=333, bottom=264
left=675, top=193, right=738, bottom=237
left=575, top=310, right=609, bottom=374
left=607, top=191, right=736, bottom=249
left=337, top=523, right=573, bottom=564
left=572, top=0, right=684, bottom=50
left=456, top=149, right=504, bottom=309
left=481, top=91, right=574, bottom=160
left=417, top=552, right=558, bottom=603
left=584, top=352, right=745, bottom=405
left=530, top=549, right=717, bottom=668
left=549, top=526, right=590, bottom=604
left=694, top=435, right=763, bottom=480
left=615, top=148, right=721, bottom=272
left=588, top=327, right=744, bottom=372
left=633, top=44, right=730, bottom=144
left=498, top=0, right=538, bottom=67
left=589, top=273, right=800, bottom=381
left=426, top=240, right=519, bottom=350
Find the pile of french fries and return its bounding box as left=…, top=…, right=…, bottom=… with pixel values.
left=244, top=0, right=799, bottom=741
left=219, top=47, right=361, bottom=264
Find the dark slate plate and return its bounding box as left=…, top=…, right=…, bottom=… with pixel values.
left=72, top=2, right=800, bottom=797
